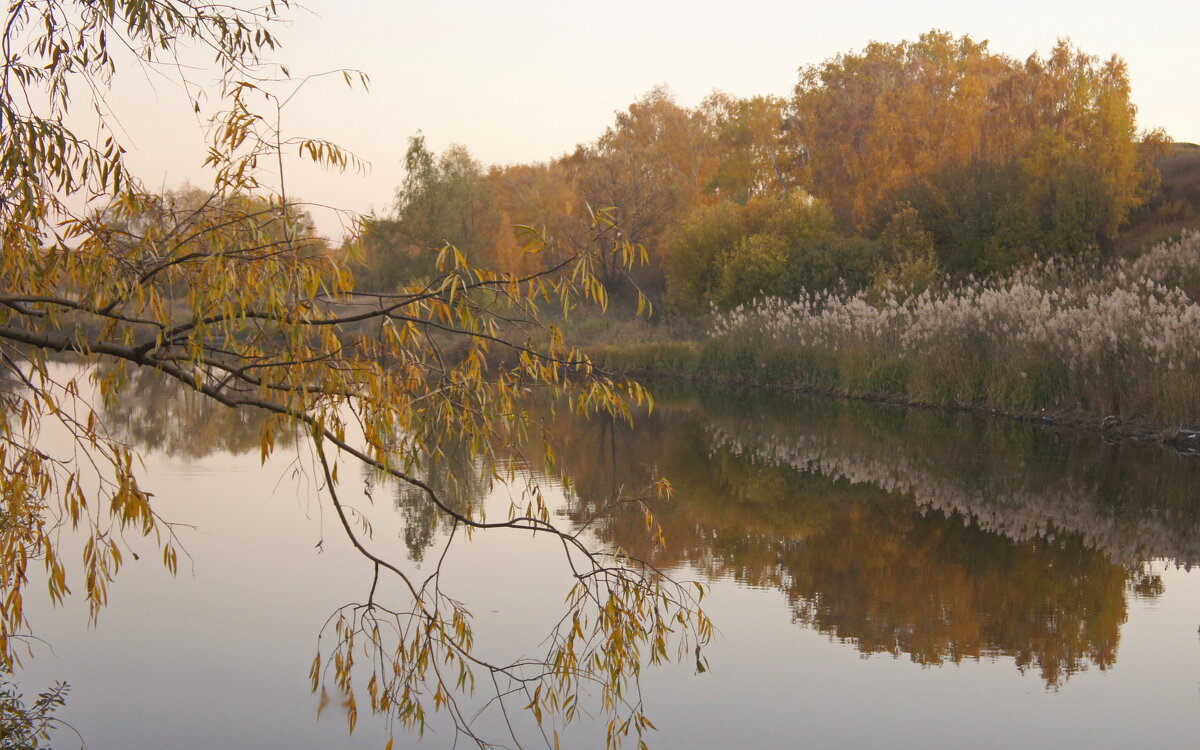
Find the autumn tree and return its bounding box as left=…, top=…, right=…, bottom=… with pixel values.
left=792, top=31, right=1003, bottom=229
left=487, top=91, right=800, bottom=308
left=355, top=135, right=504, bottom=290
left=665, top=193, right=888, bottom=312
left=791, top=31, right=1165, bottom=271
left=487, top=159, right=596, bottom=276
left=699, top=93, right=796, bottom=203
left=567, top=87, right=719, bottom=301
left=347, top=213, right=417, bottom=291
left=994, top=41, right=1166, bottom=257
left=393, top=135, right=501, bottom=264
left=0, top=1, right=708, bottom=747
left=898, top=160, right=1038, bottom=273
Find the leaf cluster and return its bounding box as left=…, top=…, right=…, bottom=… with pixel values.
left=1, top=1, right=710, bottom=747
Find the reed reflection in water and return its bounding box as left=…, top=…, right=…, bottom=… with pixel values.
left=524, top=385, right=1200, bottom=689
left=99, top=371, right=1200, bottom=694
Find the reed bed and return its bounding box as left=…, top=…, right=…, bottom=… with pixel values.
left=693, top=231, right=1200, bottom=425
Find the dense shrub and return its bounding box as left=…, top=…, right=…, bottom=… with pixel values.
left=665, top=195, right=889, bottom=313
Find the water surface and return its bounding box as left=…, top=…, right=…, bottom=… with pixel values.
left=16, top=368, right=1200, bottom=748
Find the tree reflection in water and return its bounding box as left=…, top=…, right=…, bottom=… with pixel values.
left=102, top=366, right=498, bottom=563
left=101, top=364, right=300, bottom=458
left=104, top=373, right=1196, bottom=689
left=546, top=385, right=1196, bottom=688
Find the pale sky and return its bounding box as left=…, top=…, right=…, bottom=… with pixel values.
left=107, top=0, right=1200, bottom=238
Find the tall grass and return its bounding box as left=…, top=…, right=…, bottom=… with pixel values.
left=689, top=231, right=1200, bottom=425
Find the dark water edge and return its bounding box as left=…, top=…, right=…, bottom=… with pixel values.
left=593, top=356, right=1200, bottom=453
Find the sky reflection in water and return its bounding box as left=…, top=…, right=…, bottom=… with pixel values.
left=16, top=367, right=1200, bottom=748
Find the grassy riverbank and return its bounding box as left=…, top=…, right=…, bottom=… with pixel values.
left=590, top=232, right=1200, bottom=441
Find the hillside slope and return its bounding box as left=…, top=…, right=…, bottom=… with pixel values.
left=1119, top=142, right=1200, bottom=253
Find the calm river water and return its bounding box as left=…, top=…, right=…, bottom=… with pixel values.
left=15, top=364, right=1200, bottom=748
